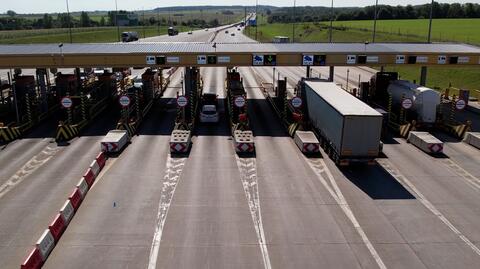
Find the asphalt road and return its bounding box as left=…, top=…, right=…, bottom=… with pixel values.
left=2, top=24, right=480, bottom=269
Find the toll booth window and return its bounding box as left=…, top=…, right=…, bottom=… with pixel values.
left=357, top=55, right=367, bottom=64
left=449, top=57, right=458, bottom=64
left=408, top=56, right=417, bottom=64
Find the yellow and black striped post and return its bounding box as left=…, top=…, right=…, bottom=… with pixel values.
left=80, top=91, right=87, bottom=121
left=399, top=94, right=405, bottom=124
left=135, top=89, right=141, bottom=120
left=387, top=93, right=393, bottom=123
left=450, top=95, right=456, bottom=124
left=283, top=91, right=288, bottom=120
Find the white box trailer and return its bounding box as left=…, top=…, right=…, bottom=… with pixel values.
left=302, top=80, right=383, bottom=165
left=294, top=131, right=320, bottom=154
left=407, top=131, right=444, bottom=154
left=101, top=130, right=129, bottom=153
left=463, top=132, right=480, bottom=149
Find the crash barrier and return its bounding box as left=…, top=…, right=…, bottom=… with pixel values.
left=21, top=152, right=108, bottom=269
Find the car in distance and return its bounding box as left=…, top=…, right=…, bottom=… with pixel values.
left=121, top=32, right=139, bottom=42
left=200, top=105, right=219, bottom=123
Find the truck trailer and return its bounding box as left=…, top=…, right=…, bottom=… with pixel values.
left=301, top=80, right=383, bottom=165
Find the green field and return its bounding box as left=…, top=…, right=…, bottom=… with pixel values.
left=0, top=25, right=196, bottom=44
left=245, top=18, right=480, bottom=92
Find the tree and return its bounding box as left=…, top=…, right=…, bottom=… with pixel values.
left=100, top=16, right=106, bottom=26
left=80, top=11, right=91, bottom=27
left=447, top=3, right=464, bottom=18
left=465, top=3, right=476, bottom=18
left=6, top=10, right=16, bottom=17
left=43, top=14, right=53, bottom=29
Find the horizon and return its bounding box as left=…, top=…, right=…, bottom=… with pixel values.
left=1, top=1, right=476, bottom=15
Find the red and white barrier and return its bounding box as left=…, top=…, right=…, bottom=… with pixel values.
left=36, top=229, right=55, bottom=261
left=59, top=200, right=74, bottom=225
left=96, top=152, right=106, bottom=169
left=21, top=151, right=110, bottom=268
left=48, top=214, right=66, bottom=243
left=21, top=248, right=43, bottom=269
left=76, top=178, right=89, bottom=199
left=89, top=160, right=100, bottom=177
left=68, top=188, right=82, bottom=211
left=83, top=169, right=95, bottom=187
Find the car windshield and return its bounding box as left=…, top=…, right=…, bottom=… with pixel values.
left=202, top=110, right=216, bottom=115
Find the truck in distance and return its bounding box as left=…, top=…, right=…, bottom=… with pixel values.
left=121, top=32, right=139, bottom=42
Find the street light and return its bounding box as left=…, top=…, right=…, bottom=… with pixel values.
left=329, top=0, right=334, bottom=43
left=427, top=0, right=434, bottom=43
left=292, top=0, right=296, bottom=43
left=115, top=0, right=120, bottom=42
left=65, top=0, right=72, bottom=43
left=255, top=0, right=258, bottom=40
left=373, top=0, right=379, bottom=42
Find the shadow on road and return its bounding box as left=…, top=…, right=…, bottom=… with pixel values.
left=340, top=163, right=416, bottom=200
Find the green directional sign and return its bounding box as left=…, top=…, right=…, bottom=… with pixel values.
left=156, top=56, right=166, bottom=65
left=264, top=54, right=276, bottom=66
left=313, top=55, right=326, bottom=66
left=207, top=55, right=217, bottom=64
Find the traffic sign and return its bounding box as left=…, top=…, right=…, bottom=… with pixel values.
left=234, top=96, right=246, bottom=108
left=177, top=96, right=188, bottom=107
left=207, top=55, right=217, bottom=64
left=455, top=99, right=466, bottom=110
left=291, top=97, right=303, bottom=108
left=302, top=55, right=314, bottom=66
left=313, top=55, right=326, bottom=66
left=264, top=54, right=277, bottom=66
left=252, top=54, right=264, bottom=66
left=61, top=97, right=73, bottom=108
left=119, top=95, right=131, bottom=107
left=401, top=98, right=413, bottom=110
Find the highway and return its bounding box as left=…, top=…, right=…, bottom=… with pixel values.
left=1, top=23, right=479, bottom=269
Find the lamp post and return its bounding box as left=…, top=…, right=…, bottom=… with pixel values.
left=373, top=0, right=379, bottom=42
left=292, top=0, right=296, bottom=42
left=427, top=0, right=434, bottom=43
left=115, top=0, right=120, bottom=42
left=65, top=0, right=72, bottom=43
left=329, top=0, right=334, bottom=42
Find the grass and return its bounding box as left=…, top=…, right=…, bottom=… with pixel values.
left=245, top=17, right=480, bottom=92
left=0, top=26, right=197, bottom=44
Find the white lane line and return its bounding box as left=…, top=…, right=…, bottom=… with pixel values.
left=235, top=156, right=272, bottom=269
left=0, top=145, right=59, bottom=200
left=378, top=159, right=480, bottom=256
left=306, top=158, right=388, bottom=269
left=441, top=159, right=480, bottom=192
left=147, top=156, right=187, bottom=269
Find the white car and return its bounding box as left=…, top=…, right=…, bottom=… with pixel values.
left=200, top=105, right=219, bottom=123
left=188, top=31, right=193, bottom=34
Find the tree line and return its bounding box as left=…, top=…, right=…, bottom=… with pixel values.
left=267, top=2, right=480, bottom=23
left=0, top=10, right=221, bottom=30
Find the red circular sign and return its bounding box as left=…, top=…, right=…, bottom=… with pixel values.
left=234, top=96, right=246, bottom=108
left=119, top=95, right=131, bottom=107
left=455, top=99, right=466, bottom=110
left=401, top=98, right=413, bottom=110
left=177, top=96, right=188, bottom=107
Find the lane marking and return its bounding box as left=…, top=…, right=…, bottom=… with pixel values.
left=147, top=156, right=187, bottom=269
left=305, top=158, right=388, bottom=269
left=0, top=145, right=60, bottom=200
left=235, top=156, right=272, bottom=269
left=441, top=159, right=480, bottom=192
left=378, top=159, right=480, bottom=257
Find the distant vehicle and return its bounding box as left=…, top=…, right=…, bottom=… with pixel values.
left=168, top=27, right=179, bottom=36
left=237, top=28, right=240, bottom=31
left=200, top=93, right=219, bottom=123
left=273, top=36, right=290, bottom=43
left=231, top=33, right=235, bottom=36
left=188, top=31, right=193, bottom=35
left=205, top=28, right=209, bottom=31
left=225, top=30, right=229, bottom=33
left=240, top=22, right=245, bottom=27
left=200, top=105, right=219, bottom=123
left=121, top=32, right=139, bottom=42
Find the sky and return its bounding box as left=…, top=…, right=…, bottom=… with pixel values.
left=1, top=0, right=477, bottom=14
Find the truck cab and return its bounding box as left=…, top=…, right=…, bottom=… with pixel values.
left=168, top=27, right=179, bottom=36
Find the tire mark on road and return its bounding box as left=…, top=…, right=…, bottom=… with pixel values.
left=0, top=144, right=60, bottom=200
left=235, top=156, right=272, bottom=269
left=147, top=156, right=187, bottom=269
left=378, top=159, right=480, bottom=257
left=306, top=157, right=388, bottom=269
